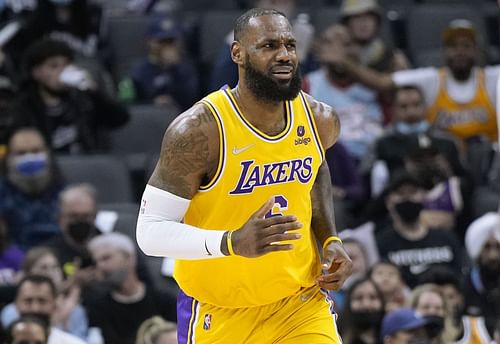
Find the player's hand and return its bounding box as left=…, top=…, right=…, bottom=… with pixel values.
left=231, top=197, right=302, bottom=258
left=316, top=241, right=352, bottom=290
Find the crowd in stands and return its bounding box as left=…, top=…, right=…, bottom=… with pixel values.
left=0, top=0, right=498, bottom=343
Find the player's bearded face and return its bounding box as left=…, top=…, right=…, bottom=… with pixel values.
left=244, top=53, right=302, bottom=102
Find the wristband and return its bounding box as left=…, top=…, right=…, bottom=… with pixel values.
left=227, top=231, right=236, bottom=256
left=322, top=236, right=342, bottom=250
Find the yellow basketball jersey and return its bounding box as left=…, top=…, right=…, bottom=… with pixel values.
left=456, top=316, right=492, bottom=344
left=427, top=68, right=498, bottom=141
left=174, top=89, right=325, bottom=308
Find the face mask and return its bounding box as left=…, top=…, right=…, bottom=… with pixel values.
left=395, top=121, right=429, bottom=135
left=394, top=200, right=423, bottom=224
left=104, top=268, right=128, bottom=290
left=351, top=310, right=384, bottom=328
left=67, top=221, right=94, bottom=244
left=14, top=152, right=48, bottom=177
left=423, top=315, right=445, bottom=339
left=20, top=312, right=51, bottom=329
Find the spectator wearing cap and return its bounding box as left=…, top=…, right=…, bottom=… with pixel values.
left=375, top=172, right=464, bottom=288
left=339, top=0, right=409, bottom=73
left=126, top=16, right=199, bottom=110
left=330, top=19, right=500, bottom=144
left=463, top=212, right=500, bottom=337
left=381, top=307, right=432, bottom=344
left=9, top=38, right=129, bottom=154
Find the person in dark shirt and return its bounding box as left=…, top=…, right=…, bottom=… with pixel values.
left=10, top=38, right=129, bottom=154
left=376, top=173, right=464, bottom=288
left=85, top=232, right=176, bottom=344
left=128, top=16, right=199, bottom=110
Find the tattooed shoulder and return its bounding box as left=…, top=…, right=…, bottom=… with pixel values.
left=149, top=103, right=220, bottom=199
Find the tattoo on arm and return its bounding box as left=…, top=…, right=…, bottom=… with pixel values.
left=305, top=95, right=340, bottom=149
left=149, top=105, right=217, bottom=199
left=311, top=161, right=337, bottom=245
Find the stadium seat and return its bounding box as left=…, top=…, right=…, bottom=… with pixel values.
left=57, top=155, right=134, bottom=203
left=407, top=4, right=487, bottom=62
left=199, top=10, right=243, bottom=66
left=108, top=104, right=178, bottom=172
left=106, top=15, right=158, bottom=82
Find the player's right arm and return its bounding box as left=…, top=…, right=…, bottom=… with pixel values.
left=136, top=103, right=302, bottom=260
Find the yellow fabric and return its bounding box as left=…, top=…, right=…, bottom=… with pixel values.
left=427, top=68, right=498, bottom=141
left=174, top=89, right=325, bottom=308
left=185, top=286, right=341, bottom=344
left=458, top=316, right=492, bottom=344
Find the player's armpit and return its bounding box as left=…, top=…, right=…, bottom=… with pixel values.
left=304, top=94, right=340, bottom=150
left=148, top=103, right=220, bottom=199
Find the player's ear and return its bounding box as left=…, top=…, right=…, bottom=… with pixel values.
left=231, top=40, right=243, bottom=65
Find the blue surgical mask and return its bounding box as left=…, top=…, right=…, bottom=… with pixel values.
left=14, top=152, right=48, bottom=176
left=395, top=121, right=430, bottom=135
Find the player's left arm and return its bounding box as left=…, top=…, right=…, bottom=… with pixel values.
left=306, top=94, right=352, bottom=291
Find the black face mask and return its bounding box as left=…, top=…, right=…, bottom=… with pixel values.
left=67, top=221, right=94, bottom=244
left=350, top=310, right=384, bottom=328
left=423, top=315, right=445, bottom=339
left=394, top=200, right=423, bottom=224
left=20, top=312, right=51, bottom=329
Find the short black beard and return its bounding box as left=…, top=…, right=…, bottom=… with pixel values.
left=244, top=59, right=302, bottom=103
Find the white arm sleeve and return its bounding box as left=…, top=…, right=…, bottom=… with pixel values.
left=136, top=185, right=226, bottom=260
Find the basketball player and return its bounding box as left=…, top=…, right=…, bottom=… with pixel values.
left=136, top=8, right=352, bottom=343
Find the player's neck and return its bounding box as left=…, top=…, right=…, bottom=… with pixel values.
left=232, top=85, right=286, bottom=130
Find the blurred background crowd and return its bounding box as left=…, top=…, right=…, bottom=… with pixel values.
left=0, top=0, right=499, bottom=343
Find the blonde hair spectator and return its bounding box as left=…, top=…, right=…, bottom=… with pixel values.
left=136, top=316, right=177, bottom=344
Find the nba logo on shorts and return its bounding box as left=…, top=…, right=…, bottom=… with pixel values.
left=297, top=125, right=305, bottom=137
left=203, top=314, right=211, bottom=330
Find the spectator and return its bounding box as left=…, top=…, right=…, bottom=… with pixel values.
left=339, top=0, right=408, bottom=73
left=10, top=39, right=129, bottom=154
left=407, top=284, right=455, bottom=343
left=463, top=212, right=500, bottom=337
left=369, top=261, right=409, bottom=313
left=5, top=0, right=106, bottom=64
left=0, top=128, right=63, bottom=250
left=13, top=274, right=85, bottom=343
left=418, top=266, right=492, bottom=344
left=367, top=85, right=467, bottom=195
left=0, top=217, right=23, bottom=286
left=5, top=316, right=49, bottom=344
left=85, top=232, right=176, bottom=344
left=0, top=247, right=88, bottom=340
left=404, top=147, right=470, bottom=235
left=135, top=316, right=177, bottom=344
left=381, top=307, right=432, bottom=344
left=376, top=173, right=464, bottom=287
left=331, top=237, right=370, bottom=311
left=44, top=184, right=98, bottom=277
left=305, top=24, right=383, bottom=161
left=126, top=16, right=199, bottom=110
left=333, top=19, right=499, bottom=143
left=338, top=277, right=385, bottom=344
left=43, top=183, right=152, bottom=287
